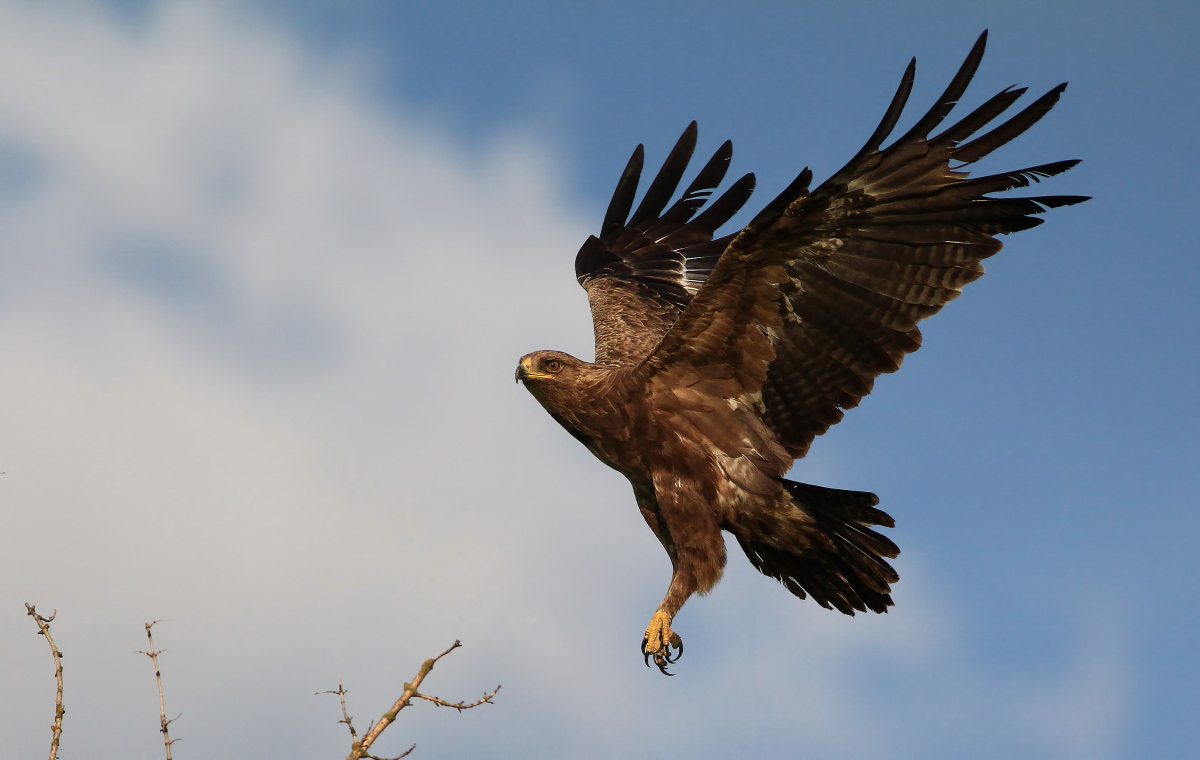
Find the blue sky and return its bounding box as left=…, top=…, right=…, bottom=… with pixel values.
left=0, top=2, right=1196, bottom=758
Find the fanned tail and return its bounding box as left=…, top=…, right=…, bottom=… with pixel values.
left=734, top=480, right=899, bottom=615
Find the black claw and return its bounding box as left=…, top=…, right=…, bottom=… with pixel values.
left=664, top=634, right=684, bottom=664
left=642, top=634, right=681, bottom=675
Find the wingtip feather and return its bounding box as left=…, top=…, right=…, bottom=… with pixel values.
left=601, top=144, right=644, bottom=241
left=953, top=83, right=1069, bottom=164
left=628, top=123, right=699, bottom=230
left=854, top=58, right=917, bottom=161
left=892, top=31, right=990, bottom=146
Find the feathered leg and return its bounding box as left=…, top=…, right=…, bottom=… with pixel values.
left=635, top=472, right=726, bottom=674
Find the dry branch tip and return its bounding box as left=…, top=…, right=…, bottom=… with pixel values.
left=141, top=620, right=177, bottom=760
left=26, top=604, right=65, bottom=760
left=322, top=640, right=497, bottom=760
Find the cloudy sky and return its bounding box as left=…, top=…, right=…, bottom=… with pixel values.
left=1, top=2, right=1196, bottom=758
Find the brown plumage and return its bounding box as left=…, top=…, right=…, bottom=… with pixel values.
left=516, top=31, right=1087, bottom=674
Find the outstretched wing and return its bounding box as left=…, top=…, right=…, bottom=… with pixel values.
left=575, top=122, right=756, bottom=366
left=643, top=30, right=1088, bottom=458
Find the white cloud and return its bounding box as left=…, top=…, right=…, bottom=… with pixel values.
left=0, top=3, right=1126, bottom=758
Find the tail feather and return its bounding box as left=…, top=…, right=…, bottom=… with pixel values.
left=733, top=480, right=899, bottom=615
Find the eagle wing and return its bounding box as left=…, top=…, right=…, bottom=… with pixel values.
left=575, top=122, right=756, bottom=366
left=642, top=31, right=1089, bottom=458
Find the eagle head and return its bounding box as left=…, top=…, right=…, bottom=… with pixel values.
left=514, top=350, right=581, bottom=385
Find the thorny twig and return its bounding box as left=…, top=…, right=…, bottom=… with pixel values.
left=318, top=640, right=500, bottom=760
left=316, top=682, right=361, bottom=749
left=137, top=621, right=180, bottom=760
left=25, top=604, right=65, bottom=760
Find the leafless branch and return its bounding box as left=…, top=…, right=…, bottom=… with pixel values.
left=320, top=640, right=499, bottom=760
left=25, top=604, right=64, bottom=760
left=137, top=621, right=179, bottom=760
left=315, top=682, right=360, bottom=747
left=412, top=686, right=502, bottom=711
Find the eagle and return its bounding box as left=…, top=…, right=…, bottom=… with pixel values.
left=515, top=31, right=1086, bottom=674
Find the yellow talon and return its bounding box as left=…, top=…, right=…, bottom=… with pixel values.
left=641, top=610, right=683, bottom=674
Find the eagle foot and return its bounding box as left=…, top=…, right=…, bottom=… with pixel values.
left=641, top=610, right=683, bottom=675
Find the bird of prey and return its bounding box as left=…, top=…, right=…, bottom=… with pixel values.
left=515, top=31, right=1086, bottom=674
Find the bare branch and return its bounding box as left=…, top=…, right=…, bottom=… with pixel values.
left=320, top=640, right=499, bottom=760
left=316, top=682, right=361, bottom=747
left=25, top=604, right=64, bottom=760
left=137, top=621, right=179, bottom=760
left=412, top=685, right=501, bottom=711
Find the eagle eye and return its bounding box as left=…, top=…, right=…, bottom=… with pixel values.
left=545, top=359, right=562, bottom=373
